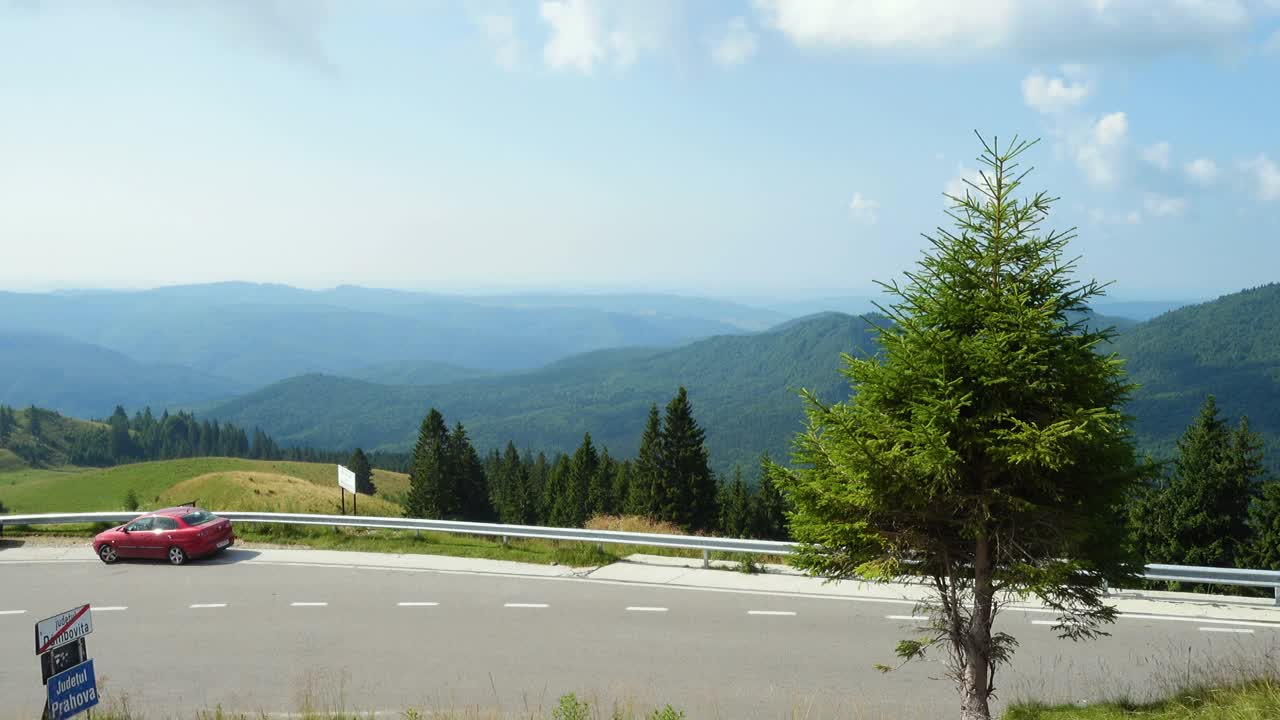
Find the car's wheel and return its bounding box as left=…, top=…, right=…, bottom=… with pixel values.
left=98, top=544, right=118, bottom=564
left=167, top=546, right=188, bottom=566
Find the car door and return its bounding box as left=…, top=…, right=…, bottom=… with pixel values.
left=118, top=517, right=154, bottom=558
left=143, top=516, right=180, bottom=559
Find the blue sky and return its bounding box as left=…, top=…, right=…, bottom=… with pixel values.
left=1, top=1, right=1278, bottom=301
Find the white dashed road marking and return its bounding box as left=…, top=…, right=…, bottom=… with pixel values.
left=290, top=602, right=328, bottom=607
left=1200, top=627, right=1254, bottom=634
left=626, top=607, right=668, bottom=612
left=397, top=602, right=439, bottom=607
left=190, top=604, right=227, bottom=609
left=886, top=615, right=922, bottom=621
left=0, top=610, right=27, bottom=616
left=94, top=606, right=128, bottom=611
left=748, top=610, right=796, bottom=616
left=504, top=603, right=548, bottom=608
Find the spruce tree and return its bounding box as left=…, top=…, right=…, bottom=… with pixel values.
left=1132, top=396, right=1261, bottom=568
left=629, top=404, right=662, bottom=517
left=611, top=460, right=634, bottom=517
left=349, top=448, right=375, bottom=495
left=587, top=448, right=615, bottom=517
left=657, top=387, right=716, bottom=532
left=770, top=136, right=1147, bottom=719
left=109, top=405, right=134, bottom=461
left=543, top=453, right=573, bottom=527
left=718, top=465, right=753, bottom=538
left=530, top=451, right=550, bottom=525
left=450, top=422, right=491, bottom=520
left=0, top=405, right=13, bottom=442
left=752, top=457, right=789, bottom=540
left=405, top=409, right=452, bottom=519
left=26, top=405, right=41, bottom=438
left=551, top=434, right=597, bottom=527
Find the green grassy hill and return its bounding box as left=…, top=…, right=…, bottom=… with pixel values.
left=206, top=313, right=884, bottom=474
left=0, top=457, right=408, bottom=515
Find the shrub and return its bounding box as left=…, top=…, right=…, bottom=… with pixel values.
left=552, top=693, right=590, bottom=720
left=649, top=706, right=685, bottom=720
left=123, top=489, right=140, bottom=512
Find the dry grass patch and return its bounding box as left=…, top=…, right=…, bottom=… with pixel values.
left=156, top=472, right=403, bottom=516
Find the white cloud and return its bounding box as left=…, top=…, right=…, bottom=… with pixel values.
left=1142, top=141, right=1172, bottom=171
left=1087, top=208, right=1143, bottom=225
left=1243, top=154, right=1280, bottom=201
left=753, top=0, right=1266, bottom=59
left=711, top=16, right=759, bottom=67
left=538, top=0, right=677, bottom=72
left=1184, top=157, right=1221, bottom=185
left=540, top=0, right=605, bottom=72
left=848, top=192, right=880, bottom=224
left=1143, top=192, right=1188, bottom=218
left=478, top=13, right=520, bottom=70
left=1074, top=111, right=1128, bottom=187
left=1021, top=71, right=1091, bottom=113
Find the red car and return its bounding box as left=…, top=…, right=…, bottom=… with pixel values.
left=94, top=506, right=235, bottom=565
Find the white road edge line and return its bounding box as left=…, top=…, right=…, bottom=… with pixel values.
left=1200, top=627, right=1255, bottom=634
left=748, top=610, right=796, bottom=616
left=190, top=604, right=227, bottom=609
left=626, top=606, right=668, bottom=612
left=0, top=610, right=27, bottom=615
left=290, top=602, right=328, bottom=607
left=504, top=603, right=548, bottom=608
left=397, top=602, right=439, bottom=607
left=1118, top=613, right=1279, bottom=629
left=93, top=607, right=127, bottom=611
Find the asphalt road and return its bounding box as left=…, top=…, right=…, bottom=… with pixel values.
left=3, top=548, right=1279, bottom=719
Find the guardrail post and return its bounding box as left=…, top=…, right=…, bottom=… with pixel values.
left=702, top=549, right=710, bottom=569
left=501, top=535, right=509, bottom=546
left=1101, top=578, right=1109, bottom=597
left=1274, top=586, right=1279, bottom=607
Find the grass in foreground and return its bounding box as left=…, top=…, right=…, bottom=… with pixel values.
left=1005, top=680, right=1280, bottom=719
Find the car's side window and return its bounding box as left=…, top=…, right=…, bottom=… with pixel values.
left=154, top=517, right=178, bottom=531
left=126, top=517, right=154, bottom=532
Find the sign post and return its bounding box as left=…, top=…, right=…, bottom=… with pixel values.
left=337, top=464, right=356, bottom=516
left=35, top=606, right=98, bottom=720
left=46, top=659, right=98, bottom=720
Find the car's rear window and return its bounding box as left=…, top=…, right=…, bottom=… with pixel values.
left=181, top=510, right=215, bottom=526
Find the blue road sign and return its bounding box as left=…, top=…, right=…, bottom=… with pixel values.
left=46, top=659, right=98, bottom=720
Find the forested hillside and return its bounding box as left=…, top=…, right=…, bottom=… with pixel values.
left=206, top=313, right=883, bottom=474
left=1109, top=283, right=1280, bottom=464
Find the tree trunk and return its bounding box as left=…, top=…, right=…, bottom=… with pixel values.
left=960, top=534, right=994, bottom=720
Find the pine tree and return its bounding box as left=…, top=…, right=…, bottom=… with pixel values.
left=770, top=136, right=1147, bottom=719
left=405, top=409, right=452, bottom=519
left=0, top=405, right=14, bottom=442
left=542, top=453, right=573, bottom=527
left=1247, top=479, right=1280, bottom=570
left=551, top=433, right=597, bottom=527
left=718, top=465, right=754, bottom=538
left=587, top=448, right=615, bottom=518
left=629, top=404, right=662, bottom=517
left=529, top=451, right=550, bottom=525
left=611, top=460, right=634, bottom=517
left=26, top=405, right=41, bottom=438
left=109, top=405, right=134, bottom=461
left=656, top=387, right=716, bottom=532
left=450, top=422, right=491, bottom=520
left=349, top=448, right=375, bottom=495
left=752, top=457, right=789, bottom=540
left=1132, top=396, right=1261, bottom=568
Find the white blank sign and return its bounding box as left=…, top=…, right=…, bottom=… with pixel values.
left=337, top=464, right=356, bottom=493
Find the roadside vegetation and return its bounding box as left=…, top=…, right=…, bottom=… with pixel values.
left=1006, top=680, right=1280, bottom=719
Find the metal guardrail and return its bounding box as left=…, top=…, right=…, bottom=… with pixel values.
left=3, top=512, right=1279, bottom=603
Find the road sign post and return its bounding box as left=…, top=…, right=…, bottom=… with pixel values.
left=337, top=465, right=356, bottom=516
left=41, top=638, right=87, bottom=685
left=46, top=659, right=98, bottom=720
left=35, top=605, right=93, bottom=655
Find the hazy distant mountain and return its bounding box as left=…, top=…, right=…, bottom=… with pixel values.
left=204, top=313, right=883, bottom=473
left=0, top=332, right=244, bottom=419
left=1091, top=299, right=1201, bottom=321
left=0, top=283, right=769, bottom=387
left=346, top=359, right=496, bottom=386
